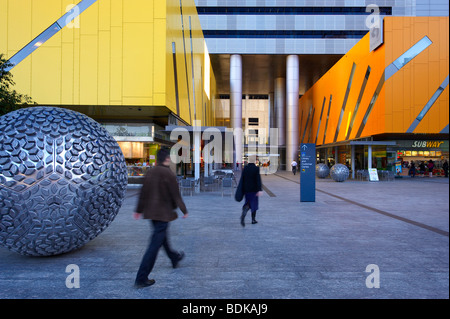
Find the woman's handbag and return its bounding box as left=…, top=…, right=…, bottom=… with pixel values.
left=234, top=175, right=244, bottom=202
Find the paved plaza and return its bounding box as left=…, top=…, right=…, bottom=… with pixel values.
left=0, top=171, right=448, bottom=299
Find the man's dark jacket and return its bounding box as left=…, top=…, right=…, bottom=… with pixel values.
left=136, top=164, right=188, bottom=222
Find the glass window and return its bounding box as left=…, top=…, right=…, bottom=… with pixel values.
left=248, top=118, right=259, bottom=125
left=392, top=36, right=432, bottom=70
left=6, top=23, right=61, bottom=71
left=103, top=123, right=154, bottom=138
left=416, top=82, right=447, bottom=121
left=196, top=6, right=392, bottom=15
left=202, top=30, right=367, bottom=39
left=5, top=0, right=97, bottom=71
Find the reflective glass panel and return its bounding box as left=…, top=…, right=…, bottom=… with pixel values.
left=6, top=23, right=61, bottom=71
left=392, top=36, right=432, bottom=70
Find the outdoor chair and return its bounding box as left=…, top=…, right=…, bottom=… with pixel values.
left=386, top=171, right=395, bottom=181
left=202, top=176, right=216, bottom=192
left=356, top=170, right=369, bottom=181
left=221, top=177, right=234, bottom=198
left=225, top=172, right=237, bottom=186
left=180, top=178, right=194, bottom=196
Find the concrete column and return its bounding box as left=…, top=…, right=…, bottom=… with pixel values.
left=351, top=145, right=355, bottom=179
left=286, top=55, right=299, bottom=171
left=335, top=146, right=338, bottom=164
left=274, top=77, right=286, bottom=147
left=230, top=54, right=243, bottom=168
left=268, top=92, right=274, bottom=144
left=204, top=144, right=208, bottom=177
left=193, top=121, right=201, bottom=189
left=368, top=145, right=372, bottom=169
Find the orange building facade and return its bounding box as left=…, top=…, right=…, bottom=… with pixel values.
left=298, top=16, right=449, bottom=176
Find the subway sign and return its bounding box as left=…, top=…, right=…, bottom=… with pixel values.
left=411, top=141, right=445, bottom=148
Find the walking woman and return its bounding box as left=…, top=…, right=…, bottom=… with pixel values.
left=239, top=157, right=263, bottom=227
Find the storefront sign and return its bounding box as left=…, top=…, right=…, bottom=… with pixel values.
left=395, top=162, right=402, bottom=174
left=368, top=168, right=379, bottom=181
left=395, top=140, right=448, bottom=150
left=411, top=141, right=444, bottom=148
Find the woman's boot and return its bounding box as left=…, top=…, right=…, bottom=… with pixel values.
left=241, top=204, right=249, bottom=227
left=251, top=211, right=258, bottom=224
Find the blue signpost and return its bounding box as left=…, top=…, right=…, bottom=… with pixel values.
left=300, top=143, right=316, bottom=202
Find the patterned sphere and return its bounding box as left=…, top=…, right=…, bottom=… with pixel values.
left=330, top=164, right=350, bottom=182
left=0, top=107, right=128, bottom=256
left=315, top=163, right=330, bottom=179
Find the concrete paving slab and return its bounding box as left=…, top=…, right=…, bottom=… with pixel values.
left=0, top=172, right=448, bottom=299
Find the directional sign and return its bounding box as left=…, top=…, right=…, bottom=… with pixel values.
left=300, top=143, right=316, bottom=202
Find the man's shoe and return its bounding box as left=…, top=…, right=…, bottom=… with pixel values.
left=134, top=279, right=155, bottom=288
left=252, top=220, right=258, bottom=224
left=172, top=251, right=185, bottom=268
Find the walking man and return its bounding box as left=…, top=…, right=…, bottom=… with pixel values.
left=133, top=148, right=188, bottom=288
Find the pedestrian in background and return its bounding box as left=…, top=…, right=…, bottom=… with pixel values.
left=443, top=160, right=449, bottom=178
left=409, top=161, right=416, bottom=178
left=239, top=156, right=263, bottom=227
left=427, top=160, right=435, bottom=177
left=291, top=160, right=298, bottom=175
left=419, top=162, right=426, bottom=175
left=133, top=148, right=188, bottom=288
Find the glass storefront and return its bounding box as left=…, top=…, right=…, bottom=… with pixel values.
left=315, top=139, right=448, bottom=178
left=389, top=140, right=449, bottom=176
left=102, top=123, right=163, bottom=178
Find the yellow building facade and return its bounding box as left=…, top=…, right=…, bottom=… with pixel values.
left=0, top=0, right=216, bottom=124
left=0, top=0, right=217, bottom=173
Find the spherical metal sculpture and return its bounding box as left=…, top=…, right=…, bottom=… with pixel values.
left=0, top=107, right=128, bottom=256
left=315, top=163, right=330, bottom=179
left=330, top=164, right=350, bottom=182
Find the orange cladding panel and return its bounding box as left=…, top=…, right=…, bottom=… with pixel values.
left=299, top=16, right=449, bottom=147
left=384, top=17, right=449, bottom=134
